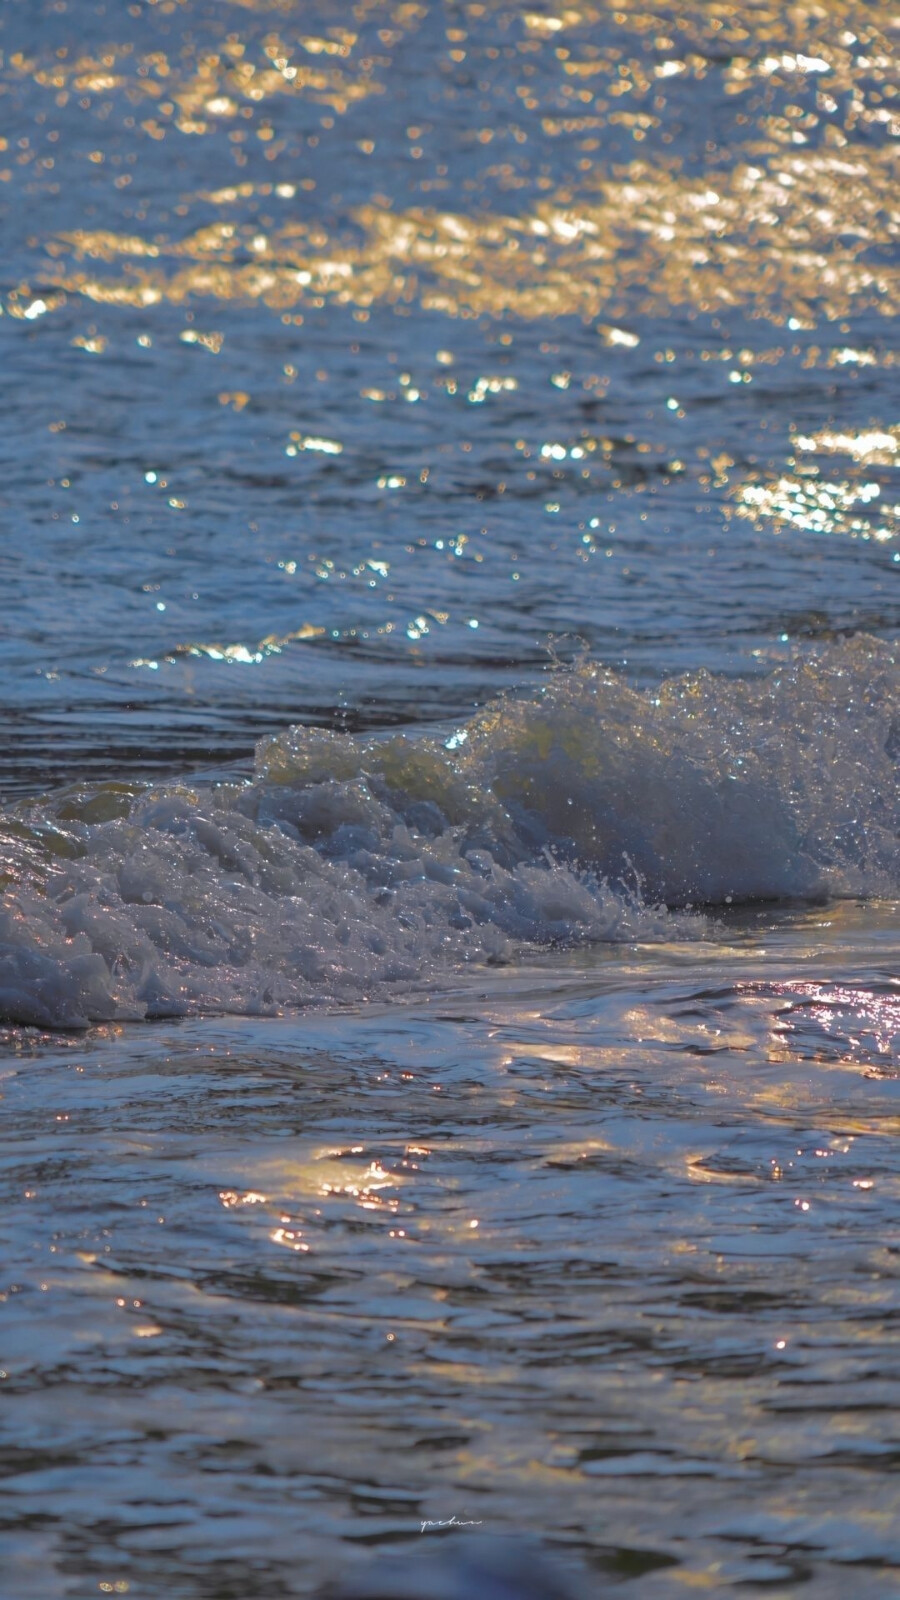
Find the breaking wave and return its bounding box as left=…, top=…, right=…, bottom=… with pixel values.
left=1, top=636, right=898, bottom=1027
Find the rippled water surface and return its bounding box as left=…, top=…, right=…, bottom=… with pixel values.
left=1, top=0, right=899, bottom=1594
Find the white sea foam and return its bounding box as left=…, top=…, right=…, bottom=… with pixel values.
left=1, top=637, right=897, bottom=1027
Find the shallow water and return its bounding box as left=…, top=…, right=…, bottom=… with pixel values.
left=3, top=912, right=900, bottom=1597
left=1, top=0, right=899, bottom=1595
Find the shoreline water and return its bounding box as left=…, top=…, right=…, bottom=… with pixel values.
left=3, top=903, right=899, bottom=1596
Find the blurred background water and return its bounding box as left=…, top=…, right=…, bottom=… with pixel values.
left=1, top=1, right=899, bottom=1595
left=1, top=0, right=898, bottom=791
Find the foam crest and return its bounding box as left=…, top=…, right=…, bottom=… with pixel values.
left=464, top=634, right=900, bottom=904
left=1, top=637, right=897, bottom=1027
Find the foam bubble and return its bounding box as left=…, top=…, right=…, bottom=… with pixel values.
left=1, top=637, right=897, bottom=1027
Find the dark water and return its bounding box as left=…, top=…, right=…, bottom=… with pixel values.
left=1, top=1, right=899, bottom=1595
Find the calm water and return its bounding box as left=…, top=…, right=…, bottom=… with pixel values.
left=1, top=1, right=899, bottom=1595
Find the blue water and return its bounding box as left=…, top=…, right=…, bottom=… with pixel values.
left=1, top=2, right=899, bottom=1595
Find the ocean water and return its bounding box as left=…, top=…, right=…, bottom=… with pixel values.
left=1, top=1, right=899, bottom=1595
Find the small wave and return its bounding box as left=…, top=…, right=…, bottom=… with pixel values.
left=1, top=636, right=897, bottom=1028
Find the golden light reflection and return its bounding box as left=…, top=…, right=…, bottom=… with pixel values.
left=772, top=982, right=900, bottom=1066
left=270, top=1225, right=309, bottom=1252
left=130, top=599, right=464, bottom=669
left=132, top=621, right=326, bottom=669
left=17, top=28, right=376, bottom=133
left=180, top=328, right=224, bottom=353
left=794, top=428, right=899, bottom=465
left=219, top=1188, right=268, bottom=1206
left=215, top=1146, right=418, bottom=1262
left=319, top=1158, right=401, bottom=1213
left=285, top=434, right=342, bottom=456
left=3, top=0, right=894, bottom=328
left=735, top=474, right=896, bottom=543
left=27, top=141, right=899, bottom=325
